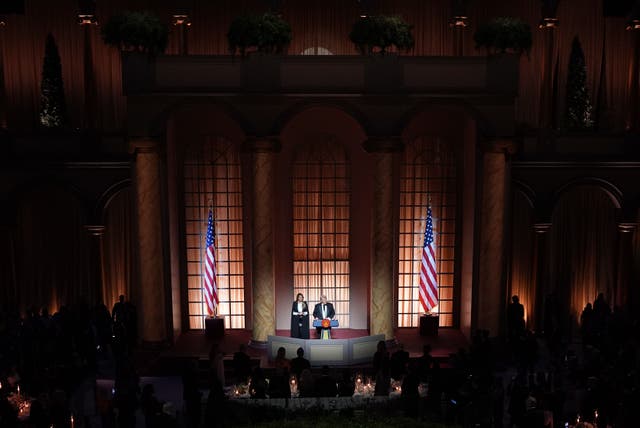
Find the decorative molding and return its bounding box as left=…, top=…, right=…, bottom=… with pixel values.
left=533, top=223, right=551, bottom=234
left=513, top=161, right=640, bottom=169
left=129, top=137, right=161, bottom=154
left=362, top=137, right=403, bottom=153
left=242, top=137, right=281, bottom=153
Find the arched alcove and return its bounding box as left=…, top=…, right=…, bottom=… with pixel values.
left=548, top=185, right=618, bottom=338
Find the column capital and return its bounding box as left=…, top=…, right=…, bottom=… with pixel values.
left=84, top=225, right=106, bottom=236
left=618, top=223, right=637, bottom=233
left=129, top=136, right=161, bottom=154
left=481, top=139, right=517, bottom=155
left=533, top=223, right=551, bottom=234
left=362, top=136, right=404, bottom=153
left=242, top=137, right=281, bottom=153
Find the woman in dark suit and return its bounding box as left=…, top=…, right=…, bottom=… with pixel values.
left=290, top=293, right=310, bottom=339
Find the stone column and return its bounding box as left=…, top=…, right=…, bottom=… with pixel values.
left=84, top=225, right=106, bottom=305
left=245, top=137, right=280, bottom=345
left=476, top=139, right=515, bottom=336
left=533, top=223, right=551, bottom=332
left=615, top=223, right=636, bottom=310
left=130, top=137, right=167, bottom=343
left=364, top=137, right=403, bottom=341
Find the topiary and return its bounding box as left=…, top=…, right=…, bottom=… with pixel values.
left=101, top=11, right=168, bottom=54
left=473, top=17, right=532, bottom=55
left=349, top=15, right=414, bottom=55
left=227, top=13, right=292, bottom=56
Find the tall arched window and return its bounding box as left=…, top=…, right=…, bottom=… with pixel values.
left=292, top=139, right=350, bottom=327
left=184, top=137, right=245, bottom=330
left=398, top=137, right=457, bottom=327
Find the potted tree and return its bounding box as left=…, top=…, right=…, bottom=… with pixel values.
left=39, top=33, right=68, bottom=129
left=349, top=15, right=414, bottom=55
left=565, top=36, right=594, bottom=130
left=227, top=12, right=292, bottom=56
left=101, top=11, right=168, bottom=54
left=473, top=17, right=532, bottom=55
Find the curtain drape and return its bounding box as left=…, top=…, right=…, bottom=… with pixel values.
left=6, top=186, right=93, bottom=314
left=102, top=186, right=137, bottom=313
left=548, top=186, right=617, bottom=337
left=0, top=0, right=633, bottom=132
left=508, top=190, right=536, bottom=328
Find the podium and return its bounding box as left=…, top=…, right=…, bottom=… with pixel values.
left=313, top=319, right=339, bottom=340
left=419, top=314, right=438, bottom=337
left=205, top=316, right=225, bottom=338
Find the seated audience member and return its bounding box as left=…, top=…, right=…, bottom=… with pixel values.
left=232, top=344, right=252, bottom=383
left=290, top=347, right=311, bottom=380
left=390, top=343, right=410, bottom=380
left=374, top=369, right=391, bottom=396
left=298, top=369, right=316, bottom=398
left=274, top=347, right=291, bottom=373
left=337, top=368, right=355, bottom=397
left=315, top=365, right=338, bottom=397
left=249, top=367, right=268, bottom=399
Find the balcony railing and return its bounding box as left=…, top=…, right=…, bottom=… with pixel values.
left=122, top=53, right=519, bottom=97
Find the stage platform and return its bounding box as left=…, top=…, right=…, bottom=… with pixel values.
left=152, top=328, right=468, bottom=373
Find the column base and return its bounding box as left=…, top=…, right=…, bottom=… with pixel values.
left=248, top=339, right=268, bottom=349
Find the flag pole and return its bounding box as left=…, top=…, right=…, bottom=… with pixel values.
left=209, top=197, right=217, bottom=318
left=426, top=193, right=430, bottom=316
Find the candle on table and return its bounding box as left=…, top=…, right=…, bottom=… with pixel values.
left=70, top=414, right=74, bottom=428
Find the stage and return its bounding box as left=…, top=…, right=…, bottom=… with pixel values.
left=148, top=328, right=469, bottom=375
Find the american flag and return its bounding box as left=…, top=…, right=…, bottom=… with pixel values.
left=419, top=204, right=438, bottom=313
left=204, top=209, right=218, bottom=317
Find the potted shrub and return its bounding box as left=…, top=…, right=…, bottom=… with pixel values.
left=101, top=11, right=168, bottom=54
left=349, top=15, right=414, bottom=55
left=473, top=17, right=532, bottom=55
left=227, top=13, right=292, bottom=56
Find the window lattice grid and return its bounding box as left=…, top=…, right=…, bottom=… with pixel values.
left=292, top=140, right=350, bottom=328
left=184, top=137, right=245, bottom=330
left=398, top=137, right=457, bottom=328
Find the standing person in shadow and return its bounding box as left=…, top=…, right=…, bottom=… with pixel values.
left=290, top=293, right=310, bottom=339
left=507, top=295, right=525, bottom=342
left=313, top=295, right=335, bottom=338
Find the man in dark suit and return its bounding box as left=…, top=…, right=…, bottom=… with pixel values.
left=312, top=295, right=335, bottom=338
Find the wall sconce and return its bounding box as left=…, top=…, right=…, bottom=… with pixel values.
left=77, top=14, right=97, bottom=26
left=627, top=19, right=640, bottom=31
left=449, top=16, right=468, bottom=28
left=538, top=17, right=559, bottom=29
left=172, top=14, right=191, bottom=27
